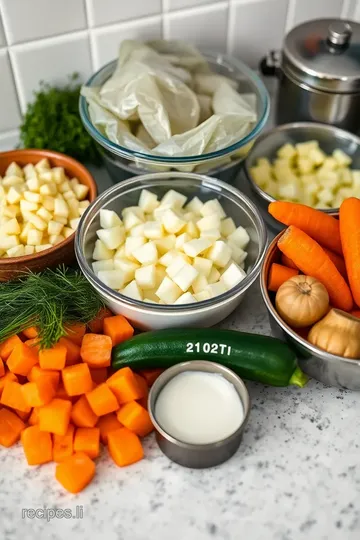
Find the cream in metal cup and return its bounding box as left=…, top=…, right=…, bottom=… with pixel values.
left=148, top=360, right=250, bottom=469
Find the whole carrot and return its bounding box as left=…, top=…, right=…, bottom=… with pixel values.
left=269, top=201, right=342, bottom=255
left=278, top=226, right=353, bottom=311
left=339, top=198, right=360, bottom=307
left=322, top=247, right=347, bottom=279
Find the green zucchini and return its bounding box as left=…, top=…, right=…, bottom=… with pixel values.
left=112, top=329, right=307, bottom=387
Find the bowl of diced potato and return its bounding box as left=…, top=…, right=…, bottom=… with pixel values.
left=0, top=149, right=97, bottom=281
left=75, top=172, right=267, bottom=330
left=244, top=122, right=360, bottom=231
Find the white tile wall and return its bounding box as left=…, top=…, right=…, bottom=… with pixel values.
left=0, top=0, right=358, bottom=149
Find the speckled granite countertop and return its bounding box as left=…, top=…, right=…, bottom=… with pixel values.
left=1, top=167, right=360, bottom=540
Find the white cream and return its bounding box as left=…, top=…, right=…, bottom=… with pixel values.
left=154, top=371, right=244, bottom=444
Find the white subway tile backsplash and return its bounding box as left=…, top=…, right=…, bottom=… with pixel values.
left=87, top=0, right=162, bottom=27
left=165, top=0, right=223, bottom=12
left=0, top=51, right=21, bottom=131
left=165, top=3, right=228, bottom=52
left=0, top=130, right=19, bottom=151
left=231, top=0, right=289, bottom=68
left=291, top=0, right=343, bottom=28
left=0, top=14, right=6, bottom=47
left=11, top=34, right=92, bottom=113
left=92, top=16, right=162, bottom=69
left=1, top=0, right=87, bottom=45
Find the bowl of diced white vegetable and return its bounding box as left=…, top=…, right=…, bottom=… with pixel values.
left=244, top=122, right=360, bottom=231
left=75, top=172, right=267, bottom=330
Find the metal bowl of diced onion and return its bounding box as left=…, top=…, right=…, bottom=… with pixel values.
left=243, top=122, right=360, bottom=232
left=75, top=172, right=267, bottom=330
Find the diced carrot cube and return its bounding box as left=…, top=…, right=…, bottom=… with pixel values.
left=39, top=343, right=66, bottom=370
left=97, top=413, right=122, bottom=444
left=27, top=365, right=60, bottom=391
left=0, top=372, right=18, bottom=398
left=1, top=381, right=31, bottom=412
left=64, top=322, right=86, bottom=346
left=139, top=368, right=164, bottom=387
left=117, top=401, right=154, bottom=437
left=0, top=408, right=25, bottom=447
left=71, top=395, right=98, bottom=428
left=86, top=383, right=119, bottom=416
left=22, top=327, right=38, bottom=339
left=73, top=427, right=100, bottom=459
left=62, top=363, right=93, bottom=396
left=106, top=367, right=143, bottom=404
left=90, top=367, right=108, bottom=385
left=103, top=314, right=134, bottom=346
left=58, top=337, right=81, bottom=366
left=7, top=342, right=38, bottom=376
left=55, top=383, right=74, bottom=402
left=0, top=358, right=4, bottom=378
left=14, top=408, right=32, bottom=421
left=38, top=398, right=72, bottom=436
left=108, top=427, right=143, bottom=467
left=0, top=335, right=22, bottom=361
left=80, top=334, right=112, bottom=368
left=55, top=452, right=95, bottom=493
left=88, top=307, right=113, bottom=334
left=24, top=338, right=41, bottom=354
left=53, top=424, right=75, bottom=463
left=28, top=406, right=40, bottom=425
left=22, top=379, right=56, bottom=407
left=21, top=425, right=52, bottom=465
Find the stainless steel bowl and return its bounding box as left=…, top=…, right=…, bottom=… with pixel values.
left=75, top=172, right=267, bottom=330
left=260, top=230, right=360, bottom=390
left=148, top=360, right=251, bottom=468
left=244, top=122, right=360, bottom=232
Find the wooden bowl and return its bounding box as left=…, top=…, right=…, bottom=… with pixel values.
left=0, top=149, right=97, bottom=281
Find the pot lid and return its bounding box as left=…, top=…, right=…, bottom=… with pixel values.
left=283, top=18, right=360, bottom=93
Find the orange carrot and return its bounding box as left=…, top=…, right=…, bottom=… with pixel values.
left=268, top=263, right=299, bottom=292
left=0, top=372, right=18, bottom=398
left=0, top=335, right=22, bottom=361
left=117, top=401, right=153, bottom=437
left=139, top=369, right=164, bottom=387
left=7, top=342, right=38, bottom=376
left=88, top=307, right=113, bottom=334
left=0, top=358, right=4, bottom=378
left=103, top=315, right=134, bottom=346
left=278, top=226, right=353, bottom=311
left=39, top=343, right=66, bottom=371
left=24, top=338, right=41, bottom=354
left=22, top=327, right=38, bottom=339
left=80, top=334, right=112, bottom=368
left=22, top=379, right=56, bottom=407
left=322, top=247, right=347, bottom=279
left=55, top=451, right=95, bottom=493
left=71, top=395, right=99, bottom=428
left=340, top=198, right=360, bottom=307
left=58, top=337, right=81, bottom=366
left=97, top=413, right=122, bottom=445
left=38, top=398, right=72, bottom=436
left=55, top=383, right=75, bottom=402
left=351, top=310, right=360, bottom=319
left=28, top=365, right=60, bottom=391
left=134, top=374, right=148, bottom=402
left=269, top=201, right=342, bottom=254
left=280, top=253, right=298, bottom=269
left=0, top=408, right=25, bottom=447
left=106, top=367, right=144, bottom=404
left=86, top=383, right=119, bottom=416
left=28, top=406, right=40, bottom=425
left=108, top=427, right=144, bottom=467
left=64, top=322, right=86, bottom=346
left=21, top=425, right=53, bottom=465
left=62, top=363, right=93, bottom=396
left=15, top=408, right=32, bottom=421
left=53, top=424, right=75, bottom=463
left=73, top=427, right=100, bottom=459
left=90, top=367, right=108, bottom=385
left=1, top=381, right=31, bottom=412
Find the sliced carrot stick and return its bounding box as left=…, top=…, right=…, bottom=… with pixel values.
left=86, top=383, right=119, bottom=416
left=39, top=343, right=67, bottom=371
left=22, top=327, right=38, bottom=339
left=139, top=369, right=164, bottom=387
left=106, top=367, right=144, bottom=404
left=278, top=226, right=353, bottom=311
left=24, top=338, right=41, bottom=354
left=64, top=322, right=86, bottom=346
left=53, top=425, right=75, bottom=463
left=1, top=381, right=31, bottom=412
left=38, top=398, right=72, bottom=436
left=21, top=425, right=53, bottom=465
left=0, top=359, right=4, bottom=378
left=269, top=201, right=342, bottom=254
left=28, top=406, right=40, bottom=425
left=351, top=310, right=360, bottom=319
left=108, top=427, right=144, bottom=467
left=71, top=395, right=99, bottom=428
left=88, top=307, right=113, bottom=334
left=58, top=337, right=81, bottom=366
left=7, top=342, right=38, bottom=376
left=268, top=263, right=299, bottom=292
left=97, top=413, right=122, bottom=445
left=62, top=363, right=93, bottom=397
left=340, top=198, right=360, bottom=307
left=22, top=379, right=56, bottom=407
left=73, top=427, right=100, bottom=459
left=90, top=367, right=108, bottom=385
left=0, top=408, right=26, bottom=447
left=27, top=365, right=60, bottom=391
left=0, top=372, right=18, bottom=398
left=103, top=315, right=134, bottom=347
left=0, top=335, right=22, bottom=361
left=322, top=247, right=347, bottom=279
left=80, top=334, right=112, bottom=368
left=280, top=253, right=298, bottom=269
left=55, top=451, right=95, bottom=493
left=117, top=401, right=153, bottom=437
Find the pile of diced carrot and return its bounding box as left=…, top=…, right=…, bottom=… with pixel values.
left=0, top=308, right=163, bottom=494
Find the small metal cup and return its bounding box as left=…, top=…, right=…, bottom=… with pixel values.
left=148, top=361, right=250, bottom=469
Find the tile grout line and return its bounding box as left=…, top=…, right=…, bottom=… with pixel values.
left=83, top=0, right=96, bottom=72
left=284, top=0, right=296, bottom=32
left=226, top=0, right=235, bottom=55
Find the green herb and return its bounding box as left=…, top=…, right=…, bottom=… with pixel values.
left=0, top=266, right=104, bottom=349
left=20, top=73, right=101, bottom=165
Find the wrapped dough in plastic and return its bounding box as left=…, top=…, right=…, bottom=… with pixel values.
left=197, top=94, right=213, bottom=123
left=147, top=40, right=211, bottom=73
left=193, top=73, right=238, bottom=95
left=212, top=82, right=257, bottom=121
left=136, top=124, right=156, bottom=149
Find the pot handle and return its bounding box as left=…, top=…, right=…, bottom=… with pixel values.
left=259, top=50, right=281, bottom=78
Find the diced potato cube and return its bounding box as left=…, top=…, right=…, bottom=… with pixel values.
left=184, top=221, right=199, bottom=238
left=220, top=217, right=236, bottom=237
left=5, top=162, right=23, bottom=178
left=227, top=226, right=250, bottom=250
left=138, top=189, right=159, bottom=213
left=7, top=186, right=22, bottom=204
left=221, top=263, right=246, bottom=290
left=160, top=189, right=187, bottom=210
left=3, top=176, right=24, bottom=188
left=143, top=220, right=164, bottom=241
left=54, top=198, right=69, bottom=218
left=278, top=183, right=301, bottom=201
left=73, top=183, right=89, bottom=200
left=162, top=209, right=186, bottom=234
left=257, top=157, right=273, bottom=170
left=277, top=143, right=297, bottom=159
left=317, top=171, right=338, bottom=190
left=295, top=140, right=318, bottom=156
left=37, top=207, right=52, bottom=222
left=113, top=259, right=139, bottom=283
left=265, top=180, right=278, bottom=198
left=52, top=167, right=66, bottom=184
left=191, top=274, right=208, bottom=295
left=156, top=277, right=182, bottom=304
left=3, top=218, right=20, bottom=235
left=27, top=229, right=43, bottom=246
left=40, top=183, right=57, bottom=196
left=166, top=256, right=187, bottom=279
left=183, top=238, right=212, bottom=258
left=308, top=147, right=326, bottom=166
left=155, top=265, right=167, bottom=287
left=70, top=218, right=81, bottom=230
left=63, top=227, right=74, bottom=239
left=206, top=282, right=227, bottom=298
left=192, top=257, right=213, bottom=278
left=135, top=264, right=157, bottom=290
left=23, top=163, right=36, bottom=179
left=339, top=168, right=352, bottom=186
left=196, top=214, right=221, bottom=232
left=132, top=241, right=158, bottom=265
left=122, top=206, right=145, bottom=220
left=20, top=199, right=38, bottom=213
left=200, top=199, right=226, bottom=219
left=35, top=158, right=50, bottom=171
left=3, top=205, right=19, bottom=219
left=120, top=280, right=143, bottom=301
left=228, top=242, right=247, bottom=266
left=208, top=266, right=221, bottom=284
left=98, top=270, right=125, bottom=290
left=19, top=222, right=34, bottom=243
left=194, top=291, right=211, bottom=302
left=183, top=211, right=197, bottom=222
left=58, top=180, right=71, bottom=194
left=185, top=196, right=203, bottom=215
left=28, top=214, right=47, bottom=231
left=125, top=237, right=146, bottom=260
left=317, top=188, right=334, bottom=205
left=207, top=241, right=232, bottom=268
left=200, top=229, right=221, bottom=242
left=124, top=211, right=143, bottom=231
left=297, top=158, right=313, bottom=175
left=26, top=175, right=41, bottom=193
left=49, top=234, right=65, bottom=245
left=43, top=196, right=55, bottom=211
left=79, top=200, right=90, bottom=210
left=92, top=259, right=114, bottom=274
left=67, top=198, right=80, bottom=219
left=154, top=234, right=176, bottom=254
left=250, top=166, right=273, bottom=189
left=70, top=178, right=79, bottom=190
left=93, top=239, right=114, bottom=261
left=175, top=232, right=191, bottom=250
left=175, top=292, right=196, bottom=304
left=100, top=209, right=122, bottom=229
left=143, top=289, right=159, bottom=303
left=153, top=204, right=172, bottom=221
left=53, top=215, right=67, bottom=225
left=24, top=245, right=35, bottom=255
left=48, top=220, right=65, bottom=236
left=23, top=190, right=42, bottom=204
left=7, top=244, right=25, bottom=258
left=129, top=224, right=145, bottom=237
left=333, top=148, right=352, bottom=167
left=39, top=171, right=54, bottom=184
left=172, top=263, right=198, bottom=292
left=0, top=235, right=19, bottom=250
left=35, top=244, right=53, bottom=253
left=320, top=157, right=337, bottom=171
left=97, top=226, right=125, bottom=250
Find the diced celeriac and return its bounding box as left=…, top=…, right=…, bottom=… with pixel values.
left=221, top=263, right=246, bottom=290
left=185, top=196, right=203, bottom=214
left=125, top=237, right=146, bottom=260
left=92, top=259, right=114, bottom=274
left=183, top=238, right=212, bottom=257
left=100, top=209, right=122, bottom=229
left=144, top=221, right=163, bottom=239
left=156, top=277, right=182, bottom=304
left=120, top=280, right=143, bottom=301
left=97, top=226, right=125, bottom=250
left=200, top=199, right=226, bottom=219
left=220, top=217, right=236, bottom=237
left=162, top=209, right=186, bottom=234
left=227, top=227, right=250, bottom=250
left=135, top=264, right=156, bottom=289
left=206, top=282, right=226, bottom=297
left=160, top=189, right=187, bottom=210
left=192, top=257, right=213, bottom=278
left=139, top=189, right=159, bottom=213
left=93, top=239, right=114, bottom=260
left=196, top=214, right=221, bottom=232
left=207, top=241, right=232, bottom=268
left=172, top=263, right=198, bottom=292
left=191, top=274, right=208, bottom=295
left=132, top=241, right=158, bottom=265
left=174, top=292, right=196, bottom=304
left=98, top=270, right=125, bottom=290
